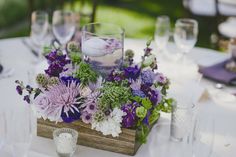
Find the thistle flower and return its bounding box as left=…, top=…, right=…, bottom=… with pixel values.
left=48, top=77, right=59, bottom=86
left=36, top=73, right=48, bottom=87
left=93, top=110, right=105, bottom=122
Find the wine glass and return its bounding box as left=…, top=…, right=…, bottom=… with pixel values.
left=192, top=116, right=215, bottom=157
left=0, top=111, right=6, bottom=150
left=52, top=10, right=76, bottom=47
left=8, top=106, right=33, bottom=157
left=174, top=18, right=198, bottom=61
left=155, top=15, right=170, bottom=52
left=81, top=23, right=124, bottom=76
left=30, top=11, right=49, bottom=49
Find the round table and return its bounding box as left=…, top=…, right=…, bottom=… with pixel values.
left=0, top=37, right=235, bottom=157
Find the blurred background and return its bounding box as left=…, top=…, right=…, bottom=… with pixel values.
left=0, top=0, right=234, bottom=51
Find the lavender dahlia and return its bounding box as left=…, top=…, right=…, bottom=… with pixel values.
left=141, top=70, right=155, bottom=86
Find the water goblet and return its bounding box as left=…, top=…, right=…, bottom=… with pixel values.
left=8, top=106, right=33, bottom=157
left=81, top=23, right=124, bottom=76
left=155, top=15, right=170, bottom=53
left=52, top=10, right=76, bottom=48
left=30, top=10, right=49, bottom=56
left=174, top=18, right=198, bottom=62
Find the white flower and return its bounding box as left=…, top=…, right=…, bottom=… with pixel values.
left=91, top=108, right=126, bottom=137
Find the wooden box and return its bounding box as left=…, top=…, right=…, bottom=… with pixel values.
left=37, top=118, right=142, bottom=156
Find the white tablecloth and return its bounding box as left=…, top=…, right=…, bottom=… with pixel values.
left=0, top=37, right=235, bottom=157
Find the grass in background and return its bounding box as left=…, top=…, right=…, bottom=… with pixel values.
left=0, top=0, right=219, bottom=49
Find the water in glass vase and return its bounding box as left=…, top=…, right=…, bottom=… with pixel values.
left=82, top=37, right=123, bottom=76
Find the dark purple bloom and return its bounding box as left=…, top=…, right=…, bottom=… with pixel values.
left=60, top=76, right=80, bottom=85
left=16, top=85, right=22, bottom=95
left=61, top=105, right=81, bottom=123
left=121, top=102, right=140, bottom=128
left=148, top=89, right=162, bottom=105
left=144, top=47, right=152, bottom=56
left=26, top=85, right=33, bottom=94
left=23, top=95, right=30, bottom=104
left=141, top=70, right=155, bottom=86
left=107, top=70, right=124, bottom=82
left=132, top=90, right=146, bottom=98
left=143, top=110, right=151, bottom=126
left=45, top=51, right=71, bottom=77
left=124, top=65, right=140, bottom=81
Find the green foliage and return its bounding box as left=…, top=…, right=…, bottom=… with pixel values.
left=99, top=81, right=132, bottom=109
left=69, top=52, right=82, bottom=65
left=136, top=106, right=147, bottom=118
left=156, top=98, right=173, bottom=113
left=137, top=124, right=149, bottom=143
left=74, top=62, right=98, bottom=87
left=141, top=98, right=152, bottom=110
left=93, top=111, right=105, bottom=122
left=149, top=108, right=160, bottom=125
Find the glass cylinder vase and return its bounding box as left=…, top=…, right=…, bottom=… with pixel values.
left=81, top=23, right=125, bottom=76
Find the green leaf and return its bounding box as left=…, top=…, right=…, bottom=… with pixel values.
left=149, top=110, right=160, bottom=125
left=146, top=37, right=153, bottom=47
left=141, top=98, right=152, bottom=110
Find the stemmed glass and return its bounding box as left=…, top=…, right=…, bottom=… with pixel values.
left=155, top=15, right=170, bottom=53
left=8, top=106, right=33, bottom=157
left=52, top=10, right=76, bottom=48
left=0, top=111, right=6, bottom=150
left=174, top=18, right=198, bottom=62
left=192, top=116, right=215, bottom=157
left=30, top=11, right=49, bottom=51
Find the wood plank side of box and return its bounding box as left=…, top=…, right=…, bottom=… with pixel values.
left=37, top=118, right=142, bottom=156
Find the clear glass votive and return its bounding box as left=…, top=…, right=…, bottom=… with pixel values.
left=170, top=102, right=195, bottom=142
left=53, top=128, right=78, bottom=157
left=81, top=23, right=124, bottom=76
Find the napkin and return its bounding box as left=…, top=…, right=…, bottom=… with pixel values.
left=199, top=59, right=236, bottom=85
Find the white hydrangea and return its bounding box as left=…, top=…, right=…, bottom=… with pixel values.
left=91, top=108, right=126, bottom=137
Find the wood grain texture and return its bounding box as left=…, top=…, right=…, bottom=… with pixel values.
left=37, top=119, right=142, bottom=155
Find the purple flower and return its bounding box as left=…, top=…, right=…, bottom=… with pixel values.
left=16, top=85, right=22, bottom=95
left=148, top=89, right=162, bottom=105
left=124, top=65, right=140, bottom=81
left=155, top=73, right=167, bottom=84
left=144, top=47, right=152, bottom=56
left=132, top=90, right=146, bottom=98
left=45, top=51, right=70, bottom=77
left=107, top=70, right=124, bottom=82
left=81, top=111, right=92, bottom=124
left=85, top=103, right=97, bottom=114
left=130, top=79, right=141, bottom=90
left=37, top=81, right=83, bottom=122
left=121, top=102, right=139, bottom=128
left=141, top=70, right=155, bottom=86
left=23, top=95, right=30, bottom=104
left=143, top=110, right=151, bottom=126
left=60, top=76, right=80, bottom=85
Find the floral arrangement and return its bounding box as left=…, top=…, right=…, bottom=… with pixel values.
left=16, top=40, right=172, bottom=143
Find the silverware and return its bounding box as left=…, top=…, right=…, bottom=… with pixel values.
left=21, top=38, right=39, bottom=57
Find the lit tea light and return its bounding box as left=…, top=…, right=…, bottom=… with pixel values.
left=53, top=128, right=78, bottom=157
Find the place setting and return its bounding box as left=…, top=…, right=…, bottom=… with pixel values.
left=0, top=1, right=236, bottom=157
